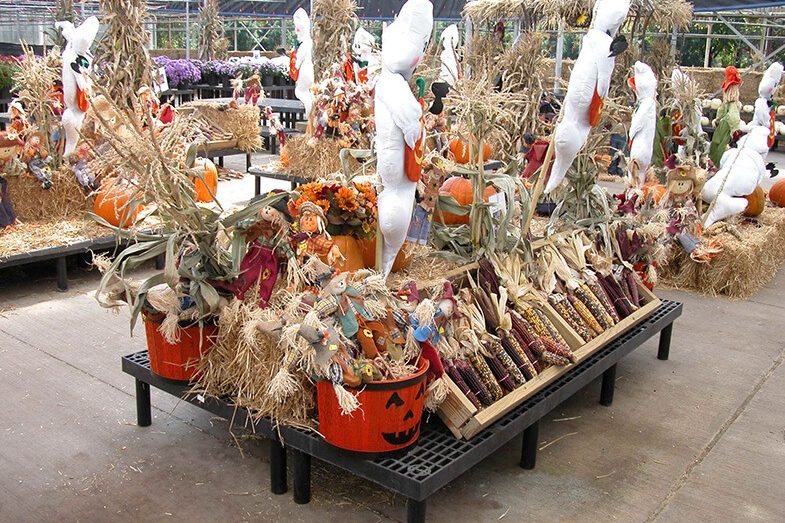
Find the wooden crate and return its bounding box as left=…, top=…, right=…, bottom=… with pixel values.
left=437, top=283, right=661, bottom=439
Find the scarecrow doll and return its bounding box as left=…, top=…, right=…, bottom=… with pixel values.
left=0, top=132, right=25, bottom=231
left=709, top=66, right=743, bottom=166
left=293, top=201, right=343, bottom=266
left=212, top=193, right=298, bottom=306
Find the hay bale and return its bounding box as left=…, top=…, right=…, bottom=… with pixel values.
left=659, top=206, right=785, bottom=299
left=6, top=167, right=90, bottom=222
left=284, top=135, right=366, bottom=181
left=181, top=101, right=262, bottom=152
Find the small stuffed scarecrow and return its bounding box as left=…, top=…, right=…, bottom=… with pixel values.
left=244, top=73, right=262, bottom=106
left=709, top=66, right=743, bottom=166
left=293, top=201, right=343, bottom=266
left=0, top=132, right=25, bottom=230
left=212, top=192, right=298, bottom=306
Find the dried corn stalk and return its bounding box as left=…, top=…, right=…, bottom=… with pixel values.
left=311, top=0, right=358, bottom=81
left=94, top=0, right=153, bottom=106
left=198, top=0, right=229, bottom=61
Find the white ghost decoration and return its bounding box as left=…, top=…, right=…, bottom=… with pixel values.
left=352, top=27, right=380, bottom=87
left=752, top=62, right=783, bottom=130
left=439, top=24, right=460, bottom=86
left=544, top=0, right=631, bottom=194
left=628, top=61, right=657, bottom=186
left=702, top=126, right=770, bottom=228
left=374, top=0, right=433, bottom=278
left=292, top=8, right=314, bottom=118
left=56, top=15, right=99, bottom=156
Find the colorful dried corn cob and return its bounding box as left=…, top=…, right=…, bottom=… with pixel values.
left=522, top=306, right=551, bottom=338
left=529, top=307, right=571, bottom=348
left=541, top=336, right=577, bottom=364
left=586, top=279, right=621, bottom=323
left=445, top=360, right=480, bottom=409
left=455, top=359, right=493, bottom=406
left=500, top=335, right=536, bottom=381
left=576, top=283, right=616, bottom=329
left=485, top=354, right=516, bottom=393
left=468, top=352, right=504, bottom=402
left=487, top=339, right=526, bottom=385
left=549, top=294, right=595, bottom=341
left=567, top=293, right=604, bottom=335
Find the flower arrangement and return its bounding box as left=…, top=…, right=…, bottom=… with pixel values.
left=288, top=181, right=378, bottom=239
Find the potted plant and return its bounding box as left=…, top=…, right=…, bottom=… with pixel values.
left=215, top=60, right=236, bottom=87
left=199, top=60, right=221, bottom=86
left=88, top=88, right=284, bottom=381
left=160, top=58, right=201, bottom=89
left=0, top=58, right=19, bottom=99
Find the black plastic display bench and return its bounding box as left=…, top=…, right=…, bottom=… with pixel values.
left=0, top=235, right=135, bottom=291
left=249, top=165, right=310, bottom=194
left=123, top=300, right=681, bottom=523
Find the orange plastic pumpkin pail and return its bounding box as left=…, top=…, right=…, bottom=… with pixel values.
left=143, top=318, right=217, bottom=382
left=317, top=358, right=429, bottom=454
left=319, top=235, right=366, bottom=272
left=356, top=236, right=412, bottom=272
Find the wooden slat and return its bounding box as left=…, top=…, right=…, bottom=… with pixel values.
left=434, top=375, right=477, bottom=439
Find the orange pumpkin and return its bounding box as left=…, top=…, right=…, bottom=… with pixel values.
left=357, top=237, right=412, bottom=273
left=769, top=179, right=785, bottom=207
left=743, top=186, right=766, bottom=217
left=191, top=157, right=218, bottom=202
left=448, top=138, right=493, bottom=165
left=435, top=176, right=497, bottom=225
left=93, top=178, right=142, bottom=228
left=320, top=235, right=365, bottom=272
left=642, top=182, right=667, bottom=204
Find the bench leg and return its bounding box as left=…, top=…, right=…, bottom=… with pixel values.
left=218, top=156, right=224, bottom=168
left=56, top=257, right=68, bottom=292
left=254, top=176, right=261, bottom=197
left=520, top=420, right=539, bottom=470
left=292, top=449, right=311, bottom=504
left=135, top=379, right=152, bottom=427
left=246, top=153, right=251, bottom=171
left=658, top=324, right=673, bottom=361
left=600, top=364, right=617, bottom=407
left=407, top=498, right=427, bottom=523
left=269, top=440, right=288, bottom=495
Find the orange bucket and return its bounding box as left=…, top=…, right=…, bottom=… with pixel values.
left=317, top=358, right=429, bottom=454
left=143, top=318, right=217, bottom=382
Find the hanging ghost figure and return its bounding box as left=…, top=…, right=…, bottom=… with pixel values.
left=627, top=61, right=657, bottom=186
left=352, top=27, right=380, bottom=87
left=439, top=24, right=460, bottom=87
left=291, top=8, right=314, bottom=118
left=702, top=126, right=770, bottom=228
left=544, top=0, right=631, bottom=194
left=56, top=16, right=100, bottom=157
left=375, top=0, right=433, bottom=278
left=752, top=62, right=783, bottom=146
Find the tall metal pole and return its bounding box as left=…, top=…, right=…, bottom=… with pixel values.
left=704, top=22, right=712, bottom=67
left=185, top=0, right=191, bottom=60
left=554, top=20, right=564, bottom=95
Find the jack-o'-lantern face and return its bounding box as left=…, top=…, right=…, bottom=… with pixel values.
left=381, top=382, right=425, bottom=446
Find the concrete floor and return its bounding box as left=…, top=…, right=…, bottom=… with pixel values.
left=1, top=152, right=785, bottom=522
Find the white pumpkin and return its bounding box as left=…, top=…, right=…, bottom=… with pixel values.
left=710, top=98, right=723, bottom=110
